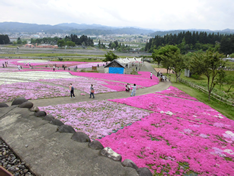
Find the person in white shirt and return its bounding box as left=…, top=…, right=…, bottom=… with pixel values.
left=150, top=72, right=153, bottom=79
left=130, top=84, right=136, bottom=97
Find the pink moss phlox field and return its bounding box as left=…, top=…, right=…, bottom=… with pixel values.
left=106, top=93, right=234, bottom=175
left=98, top=112, right=234, bottom=175
left=39, top=77, right=116, bottom=94
left=109, top=93, right=232, bottom=128
left=0, top=82, right=68, bottom=102
left=39, top=100, right=150, bottom=140
left=71, top=71, right=159, bottom=87
left=155, top=86, right=198, bottom=101
left=69, top=62, right=106, bottom=68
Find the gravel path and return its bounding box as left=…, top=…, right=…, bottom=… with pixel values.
left=0, top=138, right=35, bottom=176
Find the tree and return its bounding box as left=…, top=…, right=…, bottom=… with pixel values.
left=104, top=51, right=118, bottom=62
left=152, top=45, right=180, bottom=73
left=190, top=50, right=225, bottom=100
left=224, top=75, right=234, bottom=92
left=170, top=51, right=185, bottom=82
left=57, top=40, right=65, bottom=47
left=66, top=41, right=75, bottom=47
left=17, top=37, right=22, bottom=44
left=152, top=49, right=163, bottom=67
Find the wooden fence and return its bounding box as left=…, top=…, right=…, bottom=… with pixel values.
left=178, top=78, right=234, bottom=106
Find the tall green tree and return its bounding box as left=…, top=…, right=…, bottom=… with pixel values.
left=66, top=41, right=75, bottom=47
left=17, top=37, right=22, bottom=44
left=190, top=50, right=225, bottom=100
left=57, top=40, right=65, bottom=47
left=104, top=51, right=118, bottom=62
left=152, top=45, right=180, bottom=73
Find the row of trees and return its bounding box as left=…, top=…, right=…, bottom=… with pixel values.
left=146, top=31, right=234, bottom=54
left=31, top=37, right=60, bottom=45
left=108, top=41, right=131, bottom=52
left=65, top=34, right=94, bottom=46
left=152, top=45, right=230, bottom=100
left=0, top=35, right=10, bottom=44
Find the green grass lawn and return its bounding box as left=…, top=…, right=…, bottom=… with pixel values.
left=226, top=60, right=234, bottom=68
left=0, top=53, right=130, bottom=58
left=172, top=82, right=234, bottom=120
left=0, top=53, right=106, bottom=57
left=3, top=45, right=20, bottom=48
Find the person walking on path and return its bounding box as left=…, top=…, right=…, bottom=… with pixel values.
left=130, top=84, right=137, bottom=97
left=53, top=65, right=55, bottom=71
left=150, top=72, right=153, bottom=79
left=69, top=83, right=75, bottom=98
left=90, top=84, right=95, bottom=99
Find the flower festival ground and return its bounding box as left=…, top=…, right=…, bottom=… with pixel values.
left=1, top=58, right=233, bottom=175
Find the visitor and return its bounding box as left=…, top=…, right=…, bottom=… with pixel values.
left=150, top=72, right=153, bottom=79
left=136, top=66, right=137, bottom=71
left=90, top=84, right=95, bottom=99
left=69, top=83, right=75, bottom=98
left=162, top=75, right=166, bottom=82
left=130, top=84, right=136, bottom=97
left=2, top=63, right=4, bottom=68
left=53, top=65, right=55, bottom=71
left=125, top=83, right=130, bottom=92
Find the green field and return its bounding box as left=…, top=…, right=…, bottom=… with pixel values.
left=0, top=53, right=104, bottom=57
left=0, top=53, right=130, bottom=58
left=226, top=60, right=234, bottom=68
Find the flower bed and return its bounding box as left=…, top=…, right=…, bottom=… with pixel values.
left=0, top=71, right=76, bottom=85
left=39, top=100, right=150, bottom=140
left=40, top=77, right=116, bottom=94
left=71, top=71, right=159, bottom=87
left=109, top=94, right=231, bottom=128
left=69, top=62, right=106, bottom=68
left=0, top=82, right=68, bottom=102
left=98, top=112, right=234, bottom=175
left=155, top=86, right=198, bottom=101
left=104, top=93, right=234, bottom=175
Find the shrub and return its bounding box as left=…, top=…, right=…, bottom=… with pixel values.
left=130, top=68, right=138, bottom=75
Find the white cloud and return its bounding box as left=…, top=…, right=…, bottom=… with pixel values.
left=0, top=0, right=233, bottom=30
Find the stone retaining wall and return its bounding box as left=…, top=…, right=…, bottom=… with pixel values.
left=0, top=98, right=152, bottom=176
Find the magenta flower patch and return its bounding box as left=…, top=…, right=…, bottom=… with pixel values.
left=155, top=86, right=198, bottom=101
left=104, top=93, right=234, bottom=175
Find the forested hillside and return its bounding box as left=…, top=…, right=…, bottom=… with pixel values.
left=0, top=35, right=10, bottom=44
left=145, top=31, right=234, bottom=54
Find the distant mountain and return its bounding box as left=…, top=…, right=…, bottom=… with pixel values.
left=0, top=22, right=153, bottom=35
left=55, top=23, right=117, bottom=30
left=0, top=22, right=72, bottom=33
left=150, top=29, right=234, bottom=37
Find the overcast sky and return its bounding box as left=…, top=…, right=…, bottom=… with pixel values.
left=0, top=0, right=233, bottom=30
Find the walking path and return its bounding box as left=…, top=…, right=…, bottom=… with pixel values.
left=25, top=81, right=171, bottom=107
